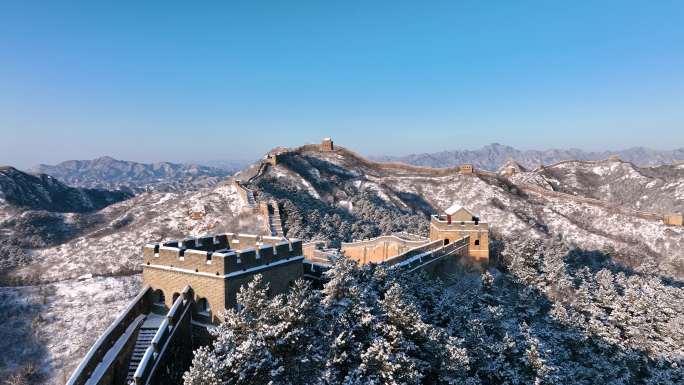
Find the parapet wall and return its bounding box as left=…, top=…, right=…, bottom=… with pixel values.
left=133, top=286, right=194, bottom=385
left=143, top=233, right=303, bottom=276
left=384, top=239, right=446, bottom=267
left=67, top=286, right=153, bottom=385
left=341, top=235, right=432, bottom=264
left=393, top=237, right=470, bottom=275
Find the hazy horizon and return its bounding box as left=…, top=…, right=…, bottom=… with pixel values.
left=7, top=141, right=684, bottom=170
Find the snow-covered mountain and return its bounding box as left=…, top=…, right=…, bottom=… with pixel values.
left=510, top=160, right=684, bottom=214
left=373, top=143, right=684, bottom=171
left=2, top=143, right=683, bottom=383
left=0, top=166, right=131, bottom=213
left=244, top=146, right=683, bottom=277
left=32, top=156, right=237, bottom=192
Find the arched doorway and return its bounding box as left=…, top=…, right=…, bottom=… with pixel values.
left=152, top=289, right=165, bottom=304
left=151, top=289, right=168, bottom=314
left=197, top=298, right=211, bottom=314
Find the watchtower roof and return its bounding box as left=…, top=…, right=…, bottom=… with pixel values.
left=445, top=204, right=476, bottom=217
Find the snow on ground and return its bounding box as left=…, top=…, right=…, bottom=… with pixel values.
left=14, top=183, right=256, bottom=283
left=0, top=275, right=142, bottom=384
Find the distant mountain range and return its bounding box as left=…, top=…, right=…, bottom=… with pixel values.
left=0, top=166, right=131, bottom=213
left=31, top=156, right=239, bottom=192
left=372, top=143, right=684, bottom=170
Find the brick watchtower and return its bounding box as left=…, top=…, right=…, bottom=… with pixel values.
left=142, top=233, right=304, bottom=323
left=321, top=137, right=334, bottom=151
left=429, top=204, right=489, bottom=263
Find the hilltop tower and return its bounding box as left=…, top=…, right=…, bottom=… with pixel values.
left=429, top=204, right=489, bottom=262
left=664, top=213, right=683, bottom=226
left=321, top=137, right=334, bottom=151
left=459, top=164, right=474, bottom=174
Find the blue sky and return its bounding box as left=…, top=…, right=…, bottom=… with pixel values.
left=1, top=1, right=683, bottom=167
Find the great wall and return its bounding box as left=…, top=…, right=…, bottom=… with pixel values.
left=67, top=138, right=682, bottom=385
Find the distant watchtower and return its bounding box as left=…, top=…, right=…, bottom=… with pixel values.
left=429, top=204, right=489, bottom=262
left=664, top=213, right=683, bottom=226
left=321, top=137, right=334, bottom=151
left=459, top=164, right=474, bottom=174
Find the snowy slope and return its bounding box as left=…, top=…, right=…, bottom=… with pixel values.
left=247, top=146, right=684, bottom=278
left=9, top=182, right=264, bottom=283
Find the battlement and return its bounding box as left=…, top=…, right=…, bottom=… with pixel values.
left=143, top=233, right=303, bottom=276
left=429, top=205, right=489, bottom=263
left=431, top=214, right=488, bottom=229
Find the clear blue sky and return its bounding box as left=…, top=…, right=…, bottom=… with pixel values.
left=1, top=1, right=683, bottom=167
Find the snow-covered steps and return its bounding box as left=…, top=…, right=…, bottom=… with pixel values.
left=125, top=314, right=166, bottom=384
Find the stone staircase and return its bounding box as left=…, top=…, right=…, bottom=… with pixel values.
left=245, top=189, right=256, bottom=207
left=125, top=314, right=165, bottom=384
left=268, top=202, right=284, bottom=237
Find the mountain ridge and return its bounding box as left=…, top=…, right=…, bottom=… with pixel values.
left=31, top=156, right=238, bottom=192
left=372, top=143, right=684, bottom=171
left=0, top=166, right=131, bottom=213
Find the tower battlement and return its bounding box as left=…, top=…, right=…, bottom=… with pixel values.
left=143, top=233, right=303, bottom=276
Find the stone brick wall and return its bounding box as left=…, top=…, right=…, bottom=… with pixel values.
left=429, top=217, right=489, bottom=262
left=143, top=267, right=226, bottom=323
left=142, top=233, right=304, bottom=323
left=225, top=259, right=303, bottom=309
left=664, top=214, right=683, bottom=226
left=341, top=235, right=431, bottom=264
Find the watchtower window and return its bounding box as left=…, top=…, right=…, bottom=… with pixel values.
left=474, top=240, right=480, bottom=246
left=444, top=239, right=450, bottom=245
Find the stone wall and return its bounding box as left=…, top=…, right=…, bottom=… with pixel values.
left=429, top=216, right=489, bottom=262
left=142, top=234, right=304, bottom=322
left=664, top=214, right=683, bottom=226
left=66, top=287, right=152, bottom=385
left=341, top=235, right=431, bottom=264
left=142, top=268, right=226, bottom=323
left=389, top=237, right=470, bottom=278
left=225, top=259, right=303, bottom=309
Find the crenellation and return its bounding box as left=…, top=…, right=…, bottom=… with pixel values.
left=195, top=236, right=214, bottom=249
left=257, top=244, right=276, bottom=264
left=235, top=248, right=259, bottom=270
left=180, top=238, right=196, bottom=249
left=275, top=241, right=291, bottom=260
left=289, top=239, right=303, bottom=256
left=213, top=234, right=230, bottom=249
left=143, top=244, right=158, bottom=259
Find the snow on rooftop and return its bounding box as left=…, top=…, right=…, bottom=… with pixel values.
left=445, top=203, right=475, bottom=216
